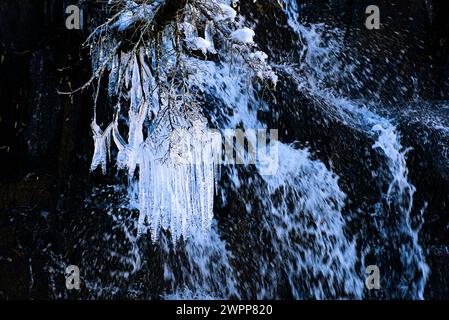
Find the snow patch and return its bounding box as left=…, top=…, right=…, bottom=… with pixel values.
left=231, top=27, right=255, bottom=44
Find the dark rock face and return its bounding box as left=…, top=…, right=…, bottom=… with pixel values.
left=0, top=1, right=47, bottom=53
left=0, top=0, right=91, bottom=199
left=0, top=0, right=92, bottom=298
left=0, top=0, right=449, bottom=299
left=327, top=0, right=449, bottom=101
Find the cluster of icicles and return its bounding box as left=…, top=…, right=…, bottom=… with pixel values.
left=89, top=48, right=220, bottom=242
left=88, top=0, right=274, bottom=242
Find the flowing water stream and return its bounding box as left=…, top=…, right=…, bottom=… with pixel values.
left=53, top=0, right=433, bottom=300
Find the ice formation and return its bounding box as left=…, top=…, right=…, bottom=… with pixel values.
left=86, top=0, right=276, bottom=242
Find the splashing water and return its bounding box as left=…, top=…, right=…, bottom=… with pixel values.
left=257, top=143, right=363, bottom=299
left=278, top=0, right=429, bottom=299
left=186, top=58, right=363, bottom=298
left=81, top=0, right=432, bottom=299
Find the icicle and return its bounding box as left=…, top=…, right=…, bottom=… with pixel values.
left=130, top=54, right=143, bottom=113
left=90, top=122, right=112, bottom=174
left=108, top=54, right=120, bottom=96
left=130, top=119, right=220, bottom=242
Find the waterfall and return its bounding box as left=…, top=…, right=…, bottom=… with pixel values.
left=278, top=0, right=429, bottom=299
left=133, top=57, right=362, bottom=299
left=78, top=0, right=431, bottom=299
left=180, top=59, right=363, bottom=299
